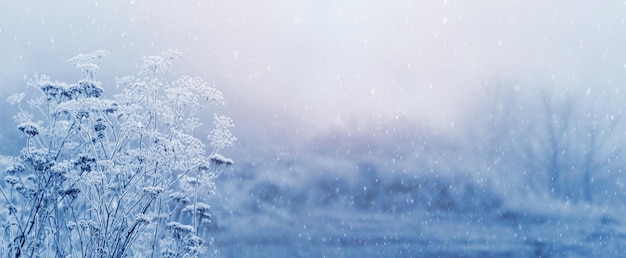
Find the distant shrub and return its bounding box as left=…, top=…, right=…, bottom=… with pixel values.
left=1, top=50, right=235, bottom=257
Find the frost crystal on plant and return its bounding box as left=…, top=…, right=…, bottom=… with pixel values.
left=17, top=122, right=40, bottom=137
left=6, top=93, right=25, bottom=105
left=209, top=115, right=237, bottom=149
left=1, top=50, right=235, bottom=257
left=210, top=153, right=234, bottom=166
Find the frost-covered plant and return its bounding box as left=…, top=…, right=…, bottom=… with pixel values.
left=1, top=50, right=235, bottom=257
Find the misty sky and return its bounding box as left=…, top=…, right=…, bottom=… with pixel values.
left=2, top=0, right=626, bottom=146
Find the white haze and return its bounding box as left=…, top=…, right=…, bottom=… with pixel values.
left=1, top=0, right=626, bottom=143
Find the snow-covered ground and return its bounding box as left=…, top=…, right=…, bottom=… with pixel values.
left=206, top=138, right=626, bottom=258
left=213, top=207, right=626, bottom=257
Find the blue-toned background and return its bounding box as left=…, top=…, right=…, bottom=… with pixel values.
left=3, top=1, right=626, bottom=256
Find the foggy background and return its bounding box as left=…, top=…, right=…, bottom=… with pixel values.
left=4, top=1, right=626, bottom=256
left=3, top=0, right=626, bottom=146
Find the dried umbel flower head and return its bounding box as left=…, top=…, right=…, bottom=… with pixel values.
left=18, top=122, right=40, bottom=138
left=208, top=115, right=237, bottom=149
left=3, top=50, right=234, bottom=257
left=210, top=153, right=234, bottom=166
left=4, top=176, right=20, bottom=186
left=142, top=186, right=164, bottom=198
left=166, top=222, right=195, bottom=235
left=6, top=164, right=26, bottom=175
left=7, top=93, right=25, bottom=105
